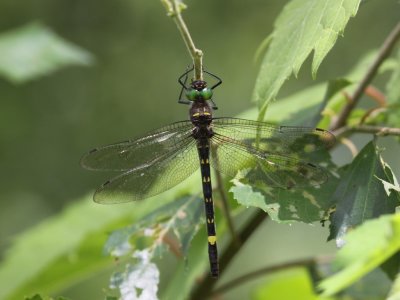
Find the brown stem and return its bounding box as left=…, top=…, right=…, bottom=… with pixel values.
left=191, top=210, right=267, bottom=300
left=211, top=256, right=333, bottom=296
left=364, top=85, right=386, bottom=106
left=333, top=125, right=400, bottom=138
left=330, top=22, right=400, bottom=131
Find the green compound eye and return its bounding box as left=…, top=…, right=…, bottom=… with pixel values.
left=200, top=88, right=213, bottom=100
left=186, top=88, right=200, bottom=101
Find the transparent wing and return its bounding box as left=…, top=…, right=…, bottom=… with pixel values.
left=94, top=138, right=199, bottom=203
left=212, top=118, right=335, bottom=155
left=81, top=121, right=194, bottom=171
left=210, top=133, right=328, bottom=188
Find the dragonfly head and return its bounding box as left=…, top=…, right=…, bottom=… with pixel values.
left=186, top=80, right=213, bottom=102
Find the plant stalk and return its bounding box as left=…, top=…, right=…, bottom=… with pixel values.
left=160, top=0, right=203, bottom=80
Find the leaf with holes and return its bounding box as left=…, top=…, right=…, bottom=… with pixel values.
left=110, top=250, right=160, bottom=300
left=230, top=147, right=339, bottom=223
left=105, top=195, right=203, bottom=259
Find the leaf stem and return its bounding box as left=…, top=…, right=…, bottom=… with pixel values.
left=160, top=0, right=203, bottom=80
left=330, top=21, right=400, bottom=131
left=211, top=256, right=332, bottom=296
left=333, top=125, right=400, bottom=139
left=214, top=171, right=241, bottom=248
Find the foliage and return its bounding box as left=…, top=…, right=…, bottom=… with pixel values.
left=320, top=214, right=400, bottom=296
left=328, top=141, right=400, bottom=245
left=0, top=22, right=93, bottom=83
left=252, top=0, right=361, bottom=115
left=0, top=1, right=399, bottom=300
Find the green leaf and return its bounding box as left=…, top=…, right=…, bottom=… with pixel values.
left=24, top=295, right=69, bottom=300
left=376, top=160, right=400, bottom=196
left=0, top=190, right=184, bottom=300
left=105, top=195, right=203, bottom=259
left=253, top=0, right=361, bottom=111
left=342, top=268, right=392, bottom=300
left=160, top=227, right=211, bottom=300
left=0, top=195, right=124, bottom=300
left=105, top=195, right=204, bottom=299
left=328, top=142, right=400, bottom=244
left=253, top=268, right=334, bottom=300
left=320, top=214, right=400, bottom=296
left=232, top=91, right=340, bottom=223
left=242, top=83, right=328, bottom=125
left=110, top=250, right=160, bottom=300
left=0, top=22, right=94, bottom=83
left=230, top=153, right=339, bottom=223
left=24, top=295, right=45, bottom=300
left=310, top=78, right=352, bottom=127
left=386, top=49, right=400, bottom=105
left=386, top=49, right=400, bottom=127
left=387, top=273, right=400, bottom=300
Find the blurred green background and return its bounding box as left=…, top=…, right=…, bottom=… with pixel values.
left=0, top=0, right=399, bottom=298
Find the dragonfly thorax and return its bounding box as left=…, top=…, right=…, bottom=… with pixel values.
left=189, top=101, right=212, bottom=126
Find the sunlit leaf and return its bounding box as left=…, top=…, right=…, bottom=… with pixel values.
left=387, top=273, right=400, bottom=300
left=253, top=0, right=361, bottom=112
left=0, top=22, right=94, bottom=83
left=0, top=190, right=183, bottom=300
left=328, top=142, right=400, bottom=245
left=253, top=267, right=333, bottom=300
left=320, top=214, right=400, bottom=296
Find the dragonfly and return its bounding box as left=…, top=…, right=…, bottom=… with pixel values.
left=81, top=67, right=335, bottom=278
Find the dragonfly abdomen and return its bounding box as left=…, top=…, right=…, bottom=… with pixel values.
left=197, top=139, right=219, bottom=278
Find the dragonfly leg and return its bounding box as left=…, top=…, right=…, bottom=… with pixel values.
left=178, top=65, right=194, bottom=105
left=209, top=99, right=218, bottom=110
left=203, top=69, right=222, bottom=90
left=203, top=69, right=221, bottom=109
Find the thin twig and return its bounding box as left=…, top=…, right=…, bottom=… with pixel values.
left=333, top=125, right=400, bottom=139
left=339, top=137, right=359, bottom=158
left=211, top=256, right=333, bottom=296
left=191, top=210, right=267, bottom=300
left=214, top=169, right=241, bottom=248
left=160, top=0, right=203, bottom=80
left=364, top=85, right=386, bottom=106
left=330, top=21, right=400, bottom=131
